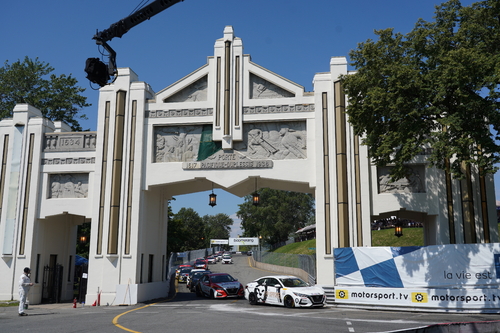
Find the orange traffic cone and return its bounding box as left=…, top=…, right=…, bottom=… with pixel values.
left=92, top=300, right=97, bottom=306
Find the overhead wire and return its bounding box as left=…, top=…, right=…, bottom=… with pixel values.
left=129, top=0, right=150, bottom=16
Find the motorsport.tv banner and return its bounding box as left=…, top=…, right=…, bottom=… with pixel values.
left=335, top=287, right=500, bottom=309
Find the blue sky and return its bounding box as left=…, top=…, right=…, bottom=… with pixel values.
left=2, top=0, right=497, bottom=236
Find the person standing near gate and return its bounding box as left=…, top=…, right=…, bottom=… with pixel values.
left=18, top=267, right=33, bottom=316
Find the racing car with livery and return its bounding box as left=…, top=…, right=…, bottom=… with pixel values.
left=196, top=273, right=244, bottom=299
left=244, top=275, right=326, bottom=308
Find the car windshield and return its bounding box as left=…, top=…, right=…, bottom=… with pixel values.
left=211, top=274, right=235, bottom=283
left=194, top=272, right=209, bottom=278
left=279, top=278, right=308, bottom=288
left=180, top=268, right=192, bottom=273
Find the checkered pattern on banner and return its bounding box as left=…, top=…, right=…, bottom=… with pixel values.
left=334, top=246, right=422, bottom=288
left=335, top=244, right=500, bottom=289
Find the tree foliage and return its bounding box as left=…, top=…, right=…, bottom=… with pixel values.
left=168, top=207, right=205, bottom=252
left=237, top=189, right=315, bottom=247
left=202, top=213, right=233, bottom=242
left=340, top=0, right=500, bottom=180
left=167, top=207, right=233, bottom=253
left=0, top=57, right=89, bottom=131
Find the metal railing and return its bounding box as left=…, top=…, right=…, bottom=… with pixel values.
left=253, top=251, right=316, bottom=284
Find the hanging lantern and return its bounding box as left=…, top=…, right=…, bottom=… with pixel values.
left=394, top=222, right=403, bottom=238
left=209, top=191, right=217, bottom=207
left=252, top=178, right=260, bottom=206
left=252, top=192, right=260, bottom=206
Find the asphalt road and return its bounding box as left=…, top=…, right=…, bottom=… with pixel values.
left=1, top=254, right=500, bottom=333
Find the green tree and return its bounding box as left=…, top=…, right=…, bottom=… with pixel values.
left=0, top=57, right=89, bottom=131
left=202, top=213, right=233, bottom=244
left=237, top=189, right=315, bottom=247
left=340, top=0, right=500, bottom=180
left=169, top=207, right=206, bottom=251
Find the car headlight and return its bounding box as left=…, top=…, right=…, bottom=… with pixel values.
left=293, top=292, right=309, bottom=298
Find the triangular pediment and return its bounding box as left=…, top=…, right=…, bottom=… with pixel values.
left=163, top=75, right=208, bottom=103
left=249, top=73, right=295, bottom=99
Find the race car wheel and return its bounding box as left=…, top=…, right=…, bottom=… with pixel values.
left=248, top=292, right=257, bottom=305
left=284, top=295, right=295, bottom=308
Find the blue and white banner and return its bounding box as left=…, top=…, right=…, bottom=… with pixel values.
left=335, top=287, right=500, bottom=309
left=334, top=243, right=500, bottom=289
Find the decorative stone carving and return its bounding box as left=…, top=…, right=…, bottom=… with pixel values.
left=250, top=74, right=295, bottom=99
left=44, top=133, right=97, bottom=152
left=49, top=173, right=89, bottom=198
left=243, top=104, right=314, bottom=114
left=146, top=108, right=213, bottom=118
left=154, top=122, right=307, bottom=163
left=163, top=76, right=208, bottom=102
left=234, top=122, right=307, bottom=160
left=42, top=157, right=95, bottom=165
left=378, top=166, right=425, bottom=193
left=155, top=126, right=202, bottom=162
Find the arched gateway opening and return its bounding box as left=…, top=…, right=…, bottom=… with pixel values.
left=0, top=27, right=496, bottom=305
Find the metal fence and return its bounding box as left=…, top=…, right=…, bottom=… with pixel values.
left=254, top=251, right=316, bottom=284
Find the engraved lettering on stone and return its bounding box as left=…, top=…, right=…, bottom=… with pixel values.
left=155, top=126, right=201, bottom=162
left=49, top=173, right=89, bottom=198
left=250, top=74, right=294, bottom=99
left=182, top=150, right=273, bottom=169
left=378, top=166, right=425, bottom=193
left=164, top=76, right=208, bottom=103
left=44, top=133, right=97, bottom=151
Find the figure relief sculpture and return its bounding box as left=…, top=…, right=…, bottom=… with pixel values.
left=234, top=122, right=307, bottom=160
left=164, top=76, right=208, bottom=103
left=248, top=129, right=278, bottom=157
left=250, top=74, right=294, bottom=99
left=155, top=126, right=201, bottom=162
left=378, top=166, right=425, bottom=193
left=279, top=128, right=306, bottom=159
left=49, top=173, right=89, bottom=198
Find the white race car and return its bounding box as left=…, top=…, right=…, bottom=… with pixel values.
left=245, top=275, right=326, bottom=308
left=221, top=254, right=232, bottom=264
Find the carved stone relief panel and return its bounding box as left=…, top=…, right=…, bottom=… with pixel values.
left=249, top=74, right=295, bottom=99
left=49, top=173, right=89, bottom=198
left=234, top=122, right=307, bottom=160
left=377, top=165, right=426, bottom=194
left=155, top=122, right=307, bottom=163
left=163, top=76, right=208, bottom=103
left=155, top=126, right=202, bottom=162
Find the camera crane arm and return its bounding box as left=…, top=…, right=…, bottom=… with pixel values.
left=85, top=0, right=184, bottom=87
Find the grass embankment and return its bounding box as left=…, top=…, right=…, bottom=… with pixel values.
left=272, top=228, right=426, bottom=254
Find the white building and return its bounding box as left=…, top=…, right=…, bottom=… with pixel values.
left=0, top=27, right=497, bottom=305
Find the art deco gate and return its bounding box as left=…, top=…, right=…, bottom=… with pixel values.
left=42, top=264, right=63, bottom=303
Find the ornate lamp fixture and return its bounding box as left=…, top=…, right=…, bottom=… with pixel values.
left=252, top=178, right=260, bottom=206
left=209, top=183, right=217, bottom=207
left=394, top=221, right=403, bottom=238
